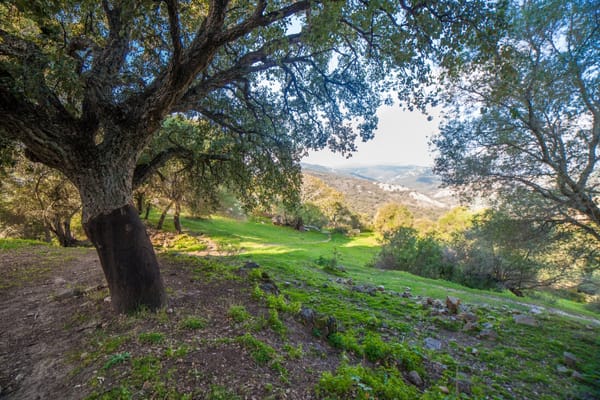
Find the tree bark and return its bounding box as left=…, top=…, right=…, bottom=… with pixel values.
left=84, top=204, right=166, bottom=313
left=157, top=201, right=173, bottom=230
left=144, top=202, right=152, bottom=220
left=174, top=201, right=182, bottom=233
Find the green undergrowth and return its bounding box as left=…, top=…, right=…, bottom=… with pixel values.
left=167, top=215, right=600, bottom=399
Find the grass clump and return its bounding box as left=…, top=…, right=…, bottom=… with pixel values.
left=228, top=305, right=251, bottom=323
left=180, top=316, right=207, bottom=330
left=316, top=364, right=418, bottom=400
left=137, top=332, right=165, bottom=344
left=103, top=352, right=131, bottom=370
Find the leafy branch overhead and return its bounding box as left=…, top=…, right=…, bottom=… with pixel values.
left=433, top=0, right=600, bottom=241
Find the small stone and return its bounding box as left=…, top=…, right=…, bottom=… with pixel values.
left=299, top=307, right=316, bottom=325
left=15, top=373, right=24, bottom=382
left=407, top=370, right=423, bottom=387
left=166, top=308, right=174, bottom=314
left=424, top=337, right=443, bottom=351
left=482, top=322, right=494, bottom=329
left=477, top=328, right=498, bottom=341
left=530, top=306, right=544, bottom=314
left=401, top=291, right=411, bottom=298
left=452, top=379, right=472, bottom=395
left=446, top=296, right=461, bottom=314
left=458, top=312, right=478, bottom=323
left=80, top=352, right=89, bottom=360
left=563, top=352, right=578, bottom=368
left=556, top=365, right=569, bottom=375
left=376, top=285, right=385, bottom=292
left=471, top=348, right=479, bottom=355
left=243, top=261, right=260, bottom=269
left=513, top=314, right=539, bottom=327
left=103, top=296, right=111, bottom=303
left=572, top=371, right=584, bottom=381
left=142, top=381, right=152, bottom=390
left=259, top=281, right=279, bottom=295
left=439, top=386, right=450, bottom=394
left=54, top=288, right=83, bottom=301
left=463, top=321, right=478, bottom=332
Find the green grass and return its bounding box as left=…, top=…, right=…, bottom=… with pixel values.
left=164, top=214, right=600, bottom=399
left=0, top=238, right=48, bottom=249
left=172, top=215, right=598, bottom=321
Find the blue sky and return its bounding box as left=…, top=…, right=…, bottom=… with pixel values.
left=304, top=104, right=439, bottom=167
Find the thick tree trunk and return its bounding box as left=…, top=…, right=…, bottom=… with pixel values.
left=74, top=163, right=167, bottom=314
left=84, top=204, right=166, bottom=313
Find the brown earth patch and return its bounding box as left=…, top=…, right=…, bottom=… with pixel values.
left=0, top=246, right=341, bottom=399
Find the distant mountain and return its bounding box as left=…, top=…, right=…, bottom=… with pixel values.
left=301, top=163, right=457, bottom=220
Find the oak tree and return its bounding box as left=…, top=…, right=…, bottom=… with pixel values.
left=1, top=0, right=495, bottom=312
left=433, top=0, right=600, bottom=242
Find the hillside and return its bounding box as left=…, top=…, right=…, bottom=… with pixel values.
left=302, top=164, right=457, bottom=220
left=1, top=217, right=599, bottom=399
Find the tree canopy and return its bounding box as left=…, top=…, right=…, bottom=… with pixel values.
left=433, top=0, right=600, bottom=241
left=0, top=0, right=500, bottom=312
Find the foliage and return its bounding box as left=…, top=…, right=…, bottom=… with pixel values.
left=433, top=0, right=600, bottom=242
left=316, top=364, right=418, bottom=400
left=373, top=202, right=414, bottom=235
left=376, top=209, right=585, bottom=292
left=0, top=155, right=82, bottom=245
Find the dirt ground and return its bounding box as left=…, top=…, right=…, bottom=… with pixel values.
left=0, top=246, right=341, bottom=399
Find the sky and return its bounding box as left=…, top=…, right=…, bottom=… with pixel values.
left=303, top=104, right=440, bottom=168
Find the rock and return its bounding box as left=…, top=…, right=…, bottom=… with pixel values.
left=376, top=285, right=385, bottom=292
left=477, top=328, right=498, bottom=341
left=530, top=306, right=544, bottom=315
left=426, top=297, right=434, bottom=305
left=53, top=277, right=67, bottom=285
left=322, top=283, right=329, bottom=289
left=351, top=284, right=377, bottom=296
left=401, top=291, right=411, bottom=298
left=424, top=337, right=443, bottom=351
left=433, top=299, right=444, bottom=309
left=142, top=381, right=152, bottom=390
left=258, top=280, right=279, bottom=295
left=572, top=371, right=584, bottom=381
left=451, top=379, right=472, bottom=395
left=439, top=386, right=450, bottom=394
left=315, top=315, right=338, bottom=337
left=446, top=296, right=461, bottom=314
left=513, top=314, right=539, bottom=327
left=103, top=296, right=111, bottom=303
left=458, top=312, right=478, bottom=323
left=563, top=352, right=579, bottom=368
left=15, top=373, right=24, bottom=382
left=471, top=348, right=479, bottom=355
left=242, top=261, right=260, bottom=269
left=463, top=321, right=479, bottom=332
left=54, top=288, right=83, bottom=301
left=556, top=365, right=569, bottom=375
left=407, top=370, right=423, bottom=387
left=299, top=307, right=316, bottom=325
left=482, top=322, right=494, bottom=329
